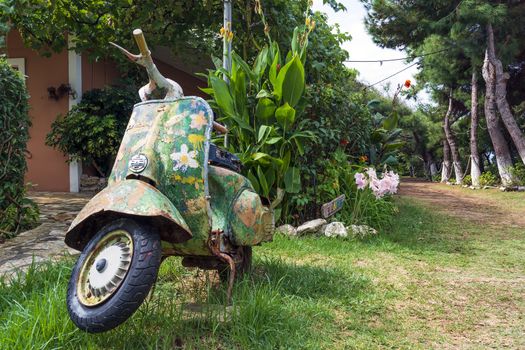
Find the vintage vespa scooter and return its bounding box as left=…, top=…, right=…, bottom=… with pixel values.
left=65, top=29, right=280, bottom=333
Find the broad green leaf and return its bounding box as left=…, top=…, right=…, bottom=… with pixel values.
left=253, top=46, right=269, bottom=78
left=210, top=76, right=235, bottom=117
left=293, top=137, right=305, bottom=156
left=232, top=52, right=256, bottom=82
left=252, top=152, right=270, bottom=161
left=257, top=166, right=269, bottom=197
left=274, top=55, right=305, bottom=107
left=269, top=51, right=280, bottom=87
left=256, top=89, right=273, bottom=99
left=264, top=167, right=276, bottom=192
left=384, top=141, right=405, bottom=151
left=284, top=166, right=301, bottom=193
left=247, top=170, right=260, bottom=193
left=257, top=125, right=272, bottom=143
left=275, top=103, right=296, bottom=129
left=382, top=113, right=398, bottom=131
left=281, top=149, right=291, bottom=174
left=266, top=136, right=282, bottom=145
left=255, top=98, right=276, bottom=121
left=232, top=68, right=248, bottom=119
left=291, top=27, right=299, bottom=53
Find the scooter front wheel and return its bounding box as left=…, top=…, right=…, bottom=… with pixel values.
left=66, top=218, right=161, bottom=333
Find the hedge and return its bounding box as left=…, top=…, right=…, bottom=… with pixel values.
left=0, top=58, right=39, bottom=240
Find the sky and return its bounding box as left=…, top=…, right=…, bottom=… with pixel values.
left=312, top=0, right=429, bottom=105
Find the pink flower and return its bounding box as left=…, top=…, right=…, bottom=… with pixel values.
left=366, top=168, right=378, bottom=181
left=369, top=178, right=382, bottom=198
left=354, top=173, right=368, bottom=190
left=383, top=171, right=400, bottom=194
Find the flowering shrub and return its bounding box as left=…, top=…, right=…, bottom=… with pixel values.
left=290, top=149, right=398, bottom=230
left=354, top=168, right=400, bottom=199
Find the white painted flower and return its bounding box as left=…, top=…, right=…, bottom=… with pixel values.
left=190, top=111, right=208, bottom=130
left=170, top=144, right=199, bottom=172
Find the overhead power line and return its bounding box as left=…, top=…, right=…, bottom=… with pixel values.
left=366, top=62, right=418, bottom=88
left=344, top=48, right=449, bottom=63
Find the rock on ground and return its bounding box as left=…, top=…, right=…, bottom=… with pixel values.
left=322, top=222, right=348, bottom=238
left=276, top=224, right=297, bottom=237
left=296, top=219, right=327, bottom=236
left=348, top=225, right=378, bottom=239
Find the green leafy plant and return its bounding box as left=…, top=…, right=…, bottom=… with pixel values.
left=291, top=149, right=397, bottom=230
left=366, top=99, right=405, bottom=167
left=479, top=172, right=498, bottom=187
left=0, top=58, right=39, bottom=239
left=202, top=8, right=315, bottom=212
left=463, top=174, right=472, bottom=186
left=46, top=85, right=138, bottom=177
left=509, top=163, right=525, bottom=186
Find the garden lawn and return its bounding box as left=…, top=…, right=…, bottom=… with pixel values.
left=1, top=187, right=524, bottom=349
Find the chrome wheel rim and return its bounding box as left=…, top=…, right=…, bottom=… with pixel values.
left=77, top=230, right=133, bottom=307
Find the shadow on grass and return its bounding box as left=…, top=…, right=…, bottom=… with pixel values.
left=0, top=254, right=374, bottom=349
left=88, top=257, right=373, bottom=349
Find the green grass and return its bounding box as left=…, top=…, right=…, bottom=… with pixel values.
left=1, top=197, right=524, bottom=349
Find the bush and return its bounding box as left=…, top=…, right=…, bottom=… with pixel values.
left=509, top=163, right=525, bottom=186
left=46, top=85, right=138, bottom=177
left=290, top=149, right=398, bottom=231
left=463, top=175, right=472, bottom=186
left=0, top=58, right=39, bottom=239
left=479, top=172, right=498, bottom=187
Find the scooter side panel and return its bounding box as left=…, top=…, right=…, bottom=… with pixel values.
left=208, top=166, right=274, bottom=246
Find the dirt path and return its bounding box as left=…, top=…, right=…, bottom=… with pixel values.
left=399, top=178, right=525, bottom=228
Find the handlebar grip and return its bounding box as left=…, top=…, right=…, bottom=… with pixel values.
left=133, top=29, right=150, bottom=57
left=213, top=121, right=229, bottom=134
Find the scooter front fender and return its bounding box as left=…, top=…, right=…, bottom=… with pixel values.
left=65, top=179, right=192, bottom=251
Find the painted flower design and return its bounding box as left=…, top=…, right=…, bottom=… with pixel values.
left=190, top=111, right=208, bottom=130
left=170, top=144, right=199, bottom=172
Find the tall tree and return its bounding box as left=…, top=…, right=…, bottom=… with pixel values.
left=443, top=91, right=463, bottom=184
left=362, top=0, right=525, bottom=185
left=486, top=23, right=525, bottom=165
left=470, top=70, right=482, bottom=187
left=482, top=51, right=514, bottom=186
left=441, top=139, right=452, bottom=183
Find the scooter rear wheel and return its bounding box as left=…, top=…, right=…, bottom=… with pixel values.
left=67, top=218, right=161, bottom=333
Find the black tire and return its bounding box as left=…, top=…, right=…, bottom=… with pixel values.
left=67, top=218, right=161, bottom=333
left=218, top=246, right=252, bottom=283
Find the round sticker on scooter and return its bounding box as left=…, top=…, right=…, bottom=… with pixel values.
left=129, top=154, right=148, bottom=173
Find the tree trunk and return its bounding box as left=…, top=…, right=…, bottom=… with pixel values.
left=482, top=50, right=514, bottom=186
left=424, top=150, right=438, bottom=178
left=470, top=70, right=481, bottom=188
left=486, top=23, right=525, bottom=164
left=430, top=162, right=438, bottom=177
left=443, top=92, right=463, bottom=184
left=441, top=139, right=451, bottom=183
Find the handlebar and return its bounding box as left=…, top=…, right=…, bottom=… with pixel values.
left=133, top=29, right=151, bottom=58
left=128, top=29, right=229, bottom=135
left=213, top=121, right=228, bottom=134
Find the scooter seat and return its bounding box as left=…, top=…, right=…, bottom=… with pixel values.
left=209, top=143, right=242, bottom=173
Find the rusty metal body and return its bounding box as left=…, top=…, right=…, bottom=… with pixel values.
left=65, top=97, right=274, bottom=266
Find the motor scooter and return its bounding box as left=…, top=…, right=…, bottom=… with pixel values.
left=65, top=29, right=280, bottom=333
